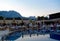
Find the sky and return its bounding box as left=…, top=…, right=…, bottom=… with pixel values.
left=0, top=0, right=60, bottom=17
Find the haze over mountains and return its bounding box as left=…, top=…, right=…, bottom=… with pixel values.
left=0, top=10, right=36, bottom=20
left=0, top=11, right=22, bottom=18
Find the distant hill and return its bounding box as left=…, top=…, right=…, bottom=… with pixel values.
left=0, top=10, right=36, bottom=20
left=0, top=11, right=22, bottom=19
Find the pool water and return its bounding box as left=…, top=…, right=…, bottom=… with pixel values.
left=5, top=31, right=21, bottom=40
left=5, top=31, right=58, bottom=41
left=15, top=34, right=58, bottom=41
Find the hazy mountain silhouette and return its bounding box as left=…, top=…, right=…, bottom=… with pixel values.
left=0, top=11, right=22, bottom=18
left=0, top=10, right=36, bottom=20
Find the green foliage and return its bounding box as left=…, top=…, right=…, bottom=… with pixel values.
left=0, top=16, right=4, bottom=20
left=37, top=16, right=48, bottom=20
left=29, top=19, right=32, bottom=23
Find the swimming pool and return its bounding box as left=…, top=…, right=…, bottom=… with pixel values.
left=5, top=30, right=58, bottom=41
left=15, top=34, right=58, bottom=41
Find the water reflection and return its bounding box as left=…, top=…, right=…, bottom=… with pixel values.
left=16, top=31, right=58, bottom=41
left=15, top=34, right=58, bottom=41
left=4, top=30, right=58, bottom=41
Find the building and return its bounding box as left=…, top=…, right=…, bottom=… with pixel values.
left=39, top=12, right=60, bottom=25
left=49, top=12, right=60, bottom=19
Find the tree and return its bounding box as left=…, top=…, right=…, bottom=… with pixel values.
left=0, top=16, right=4, bottom=20
left=37, top=16, right=44, bottom=20
left=37, top=16, right=48, bottom=20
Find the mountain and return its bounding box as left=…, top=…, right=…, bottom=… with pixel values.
left=22, top=16, right=36, bottom=20
left=28, top=16, right=36, bottom=20
left=0, top=11, right=22, bottom=18
left=0, top=10, right=36, bottom=20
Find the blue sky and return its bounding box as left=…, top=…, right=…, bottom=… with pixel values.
left=0, top=0, right=60, bottom=17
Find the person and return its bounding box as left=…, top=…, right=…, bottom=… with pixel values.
left=29, top=22, right=33, bottom=30
left=20, top=21, right=24, bottom=26
left=29, top=23, right=32, bottom=27
left=37, top=22, right=40, bottom=28
left=50, top=24, right=54, bottom=30
left=53, top=23, right=57, bottom=31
